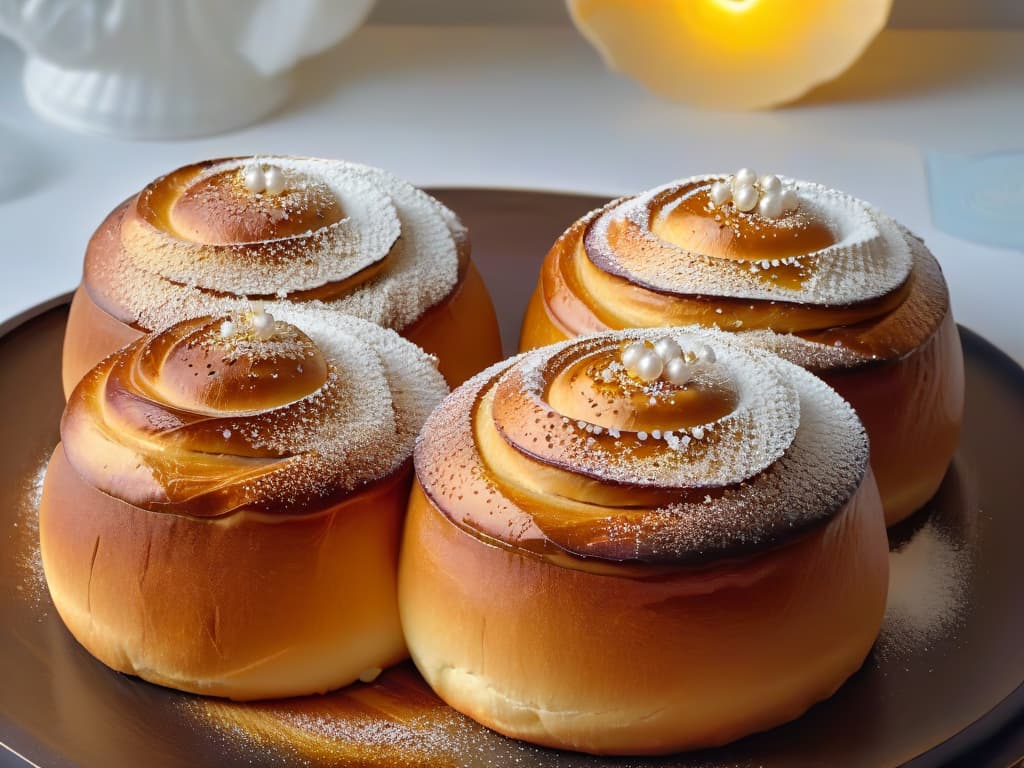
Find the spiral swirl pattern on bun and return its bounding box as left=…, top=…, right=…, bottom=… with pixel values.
left=106, top=157, right=462, bottom=327
left=420, top=328, right=867, bottom=563
left=590, top=176, right=913, bottom=309
left=41, top=309, right=448, bottom=700
left=400, top=328, right=889, bottom=753
left=64, top=306, right=441, bottom=517
left=63, top=156, right=502, bottom=392
left=521, top=173, right=964, bottom=525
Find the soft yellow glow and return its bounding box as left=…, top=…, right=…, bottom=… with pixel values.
left=711, top=0, right=760, bottom=13
left=568, top=0, right=894, bottom=108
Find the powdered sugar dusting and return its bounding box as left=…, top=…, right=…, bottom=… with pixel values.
left=127, top=157, right=401, bottom=295
left=587, top=175, right=913, bottom=306
left=12, top=454, right=48, bottom=611
left=509, top=328, right=801, bottom=489
left=739, top=328, right=863, bottom=371
left=66, top=309, right=447, bottom=515
left=417, top=326, right=868, bottom=563
left=877, top=518, right=971, bottom=660
left=591, top=362, right=867, bottom=561
left=273, top=304, right=447, bottom=487
left=740, top=234, right=948, bottom=371
left=185, top=665, right=753, bottom=768
left=92, top=156, right=461, bottom=335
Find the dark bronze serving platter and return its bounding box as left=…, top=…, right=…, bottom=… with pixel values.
left=1, top=189, right=1023, bottom=768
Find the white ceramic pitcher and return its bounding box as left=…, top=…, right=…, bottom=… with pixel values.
left=0, top=0, right=376, bottom=138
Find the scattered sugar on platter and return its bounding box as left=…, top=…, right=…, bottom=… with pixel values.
left=11, top=454, right=48, bottom=615
left=875, top=466, right=977, bottom=664
left=174, top=472, right=978, bottom=768
left=6, top=439, right=980, bottom=768
left=878, top=520, right=970, bottom=662
left=0, top=192, right=1016, bottom=768
left=182, top=665, right=751, bottom=768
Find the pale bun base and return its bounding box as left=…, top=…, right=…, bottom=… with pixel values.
left=399, top=476, right=889, bottom=755
left=61, top=282, right=141, bottom=399
left=519, top=286, right=964, bottom=526
left=61, top=258, right=502, bottom=397
left=40, top=445, right=410, bottom=701
left=824, top=310, right=963, bottom=525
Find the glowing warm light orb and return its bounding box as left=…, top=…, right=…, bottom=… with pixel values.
left=568, top=0, right=893, bottom=109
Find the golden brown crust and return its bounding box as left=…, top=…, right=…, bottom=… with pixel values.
left=165, top=165, right=346, bottom=245
left=530, top=189, right=948, bottom=369
left=826, top=309, right=964, bottom=524
left=400, top=259, right=504, bottom=388
left=404, top=326, right=889, bottom=752
left=416, top=328, right=870, bottom=566
left=64, top=313, right=447, bottom=516
left=400, top=470, right=888, bottom=754
left=520, top=175, right=965, bottom=525
left=61, top=282, right=145, bottom=396
left=41, top=445, right=409, bottom=700
left=44, top=310, right=449, bottom=699
left=63, top=156, right=502, bottom=394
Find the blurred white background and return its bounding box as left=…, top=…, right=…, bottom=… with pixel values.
left=0, top=0, right=1021, bottom=360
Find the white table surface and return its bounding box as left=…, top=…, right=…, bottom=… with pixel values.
left=1, top=25, right=1022, bottom=361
